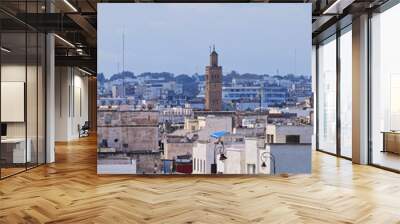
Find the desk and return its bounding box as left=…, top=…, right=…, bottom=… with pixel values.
left=1, top=138, right=31, bottom=163
left=382, top=131, right=400, bottom=154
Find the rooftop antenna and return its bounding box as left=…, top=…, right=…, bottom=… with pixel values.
left=122, top=27, right=125, bottom=73
left=294, top=49, right=297, bottom=75
left=122, top=27, right=126, bottom=97
left=209, top=45, right=211, bottom=54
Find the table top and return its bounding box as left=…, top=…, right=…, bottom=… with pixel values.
left=1, top=138, right=29, bottom=143
left=381, top=130, right=400, bottom=134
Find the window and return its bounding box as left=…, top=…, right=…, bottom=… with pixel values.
left=339, top=27, right=352, bottom=158
left=370, top=4, right=400, bottom=171
left=286, top=135, right=300, bottom=144
left=247, top=164, right=256, bottom=174
left=317, top=35, right=337, bottom=154
left=266, top=134, right=274, bottom=143
left=316, top=24, right=353, bottom=159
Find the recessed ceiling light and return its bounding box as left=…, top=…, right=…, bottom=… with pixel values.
left=54, top=34, right=75, bottom=48
left=63, top=0, right=78, bottom=12
left=323, top=0, right=354, bottom=15
left=78, top=67, right=93, bottom=76
left=1, top=47, right=11, bottom=53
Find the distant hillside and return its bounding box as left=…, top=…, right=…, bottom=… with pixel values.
left=175, top=74, right=199, bottom=98
left=109, top=71, right=135, bottom=81
left=100, top=70, right=310, bottom=82
left=138, top=72, right=174, bottom=81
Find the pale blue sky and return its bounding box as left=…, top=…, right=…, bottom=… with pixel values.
left=98, top=3, right=311, bottom=78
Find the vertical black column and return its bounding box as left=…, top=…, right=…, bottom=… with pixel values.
left=367, top=11, right=373, bottom=164
left=36, top=0, right=39, bottom=167
left=315, top=45, right=320, bottom=150
left=25, top=0, right=28, bottom=171
left=336, top=28, right=341, bottom=157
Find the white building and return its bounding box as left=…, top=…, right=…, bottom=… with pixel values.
left=112, top=84, right=125, bottom=98
left=216, top=142, right=245, bottom=174
left=266, top=124, right=313, bottom=144
left=241, top=116, right=267, bottom=128
left=280, top=106, right=313, bottom=118
left=144, top=84, right=163, bottom=100
left=193, top=135, right=268, bottom=175
left=192, top=140, right=214, bottom=174
left=160, top=107, right=193, bottom=124
left=191, top=116, right=234, bottom=174
left=244, top=137, right=266, bottom=174
left=184, top=115, right=232, bottom=134
left=190, top=116, right=313, bottom=175
left=244, top=136, right=311, bottom=175
left=193, top=137, right=246, bottom=174
left=263, top=124, right=312, bottom=174
left=197, top=116, right=233, bottom=140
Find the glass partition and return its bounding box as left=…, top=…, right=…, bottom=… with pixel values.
left=1, top=31, right=28, bottom=177
left=27, top=30, right=38, bottom=169
left=37, top=32, right=45, bottom=165
left=0, top=1, right=46, bottom=179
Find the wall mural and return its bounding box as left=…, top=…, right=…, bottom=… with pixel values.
left=97, top=3, right=312, bottom=174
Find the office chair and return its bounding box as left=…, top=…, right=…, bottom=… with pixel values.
left=79, top=121, right=90, bottom=138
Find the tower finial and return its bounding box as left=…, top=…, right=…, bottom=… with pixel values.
left=213, top=44, right=215, bottom=52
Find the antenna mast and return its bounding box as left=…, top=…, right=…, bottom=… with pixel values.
left=122, top=29, right=125, bottom=73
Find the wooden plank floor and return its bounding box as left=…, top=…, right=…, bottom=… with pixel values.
left=1, top=135, right=400, bottom=224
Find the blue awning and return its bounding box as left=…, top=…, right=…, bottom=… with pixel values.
left=210, top=131, right=229, bottom=139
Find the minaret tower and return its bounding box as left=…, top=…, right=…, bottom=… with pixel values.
left=205, top=45, right=222, bottom=111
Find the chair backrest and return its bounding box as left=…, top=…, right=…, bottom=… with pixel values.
left=82, top=121, right=90, bottom=129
